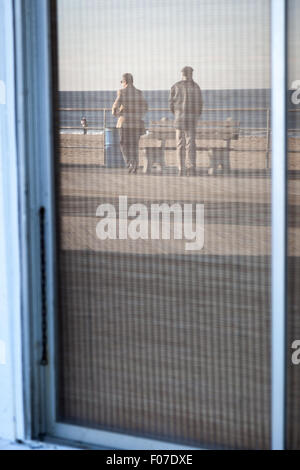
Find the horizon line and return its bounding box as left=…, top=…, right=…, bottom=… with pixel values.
left=58, top=87, right=272, bottom=92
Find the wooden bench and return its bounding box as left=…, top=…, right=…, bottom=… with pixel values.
left=140, top=117, right=240, bottom=174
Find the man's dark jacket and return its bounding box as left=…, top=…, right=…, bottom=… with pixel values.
left=169, top=79, right=203, bottom=130
left=112, top=84, right=148, bottom=130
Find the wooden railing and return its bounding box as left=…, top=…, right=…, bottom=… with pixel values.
left=58, top=107, right=300, bottom=169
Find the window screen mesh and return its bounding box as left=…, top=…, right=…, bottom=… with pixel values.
left=53, top=0, right=272, bottom=449
left=287, top=0, right=300, bottom=451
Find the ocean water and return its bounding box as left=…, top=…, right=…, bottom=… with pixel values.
left=58, top=89, right=300, bottom=136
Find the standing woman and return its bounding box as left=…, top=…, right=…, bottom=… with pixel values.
left=112, top=73, right=148, bottom=173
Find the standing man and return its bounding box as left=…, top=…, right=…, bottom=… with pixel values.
left=112, top=73, right=148, bottom=173
left=169, top=67, right=203, bottom=176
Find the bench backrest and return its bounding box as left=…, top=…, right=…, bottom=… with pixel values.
left=148, top=118, right=240, bottom=141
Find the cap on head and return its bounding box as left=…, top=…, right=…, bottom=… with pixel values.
left=181, top=66, right=194, bottom=77
left=122, top=73, right=134, bottom=84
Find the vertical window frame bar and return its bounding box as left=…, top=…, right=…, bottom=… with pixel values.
left=271, top=0, right=287, bottom=451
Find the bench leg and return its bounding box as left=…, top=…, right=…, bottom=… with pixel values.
left=221, top=149, right=231, bottom=172
left=208, top=149, right=217, bottom=170
left=208, top=148, right=231, bottom=175
left=142, top=148, right=164, bottom=174
left=142, top=149, right=152, bottom=174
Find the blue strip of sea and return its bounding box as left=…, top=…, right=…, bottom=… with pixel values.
left=58, top=89, right=300, bottom=136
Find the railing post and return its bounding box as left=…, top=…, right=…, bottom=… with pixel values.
left=266, top=107, right=270, bottom=169
left=103, top=109, right=106, bottom=166
left=103, top=108, right=106, bottom=129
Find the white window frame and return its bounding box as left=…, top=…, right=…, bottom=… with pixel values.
left=271, top=0, right=287, bottom=451
left=12, top=0, right=287, bottom=450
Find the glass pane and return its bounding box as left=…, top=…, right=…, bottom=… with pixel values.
left=287, top=0, right=300, bottom=450
left=53, top=0, right=271, bottom=448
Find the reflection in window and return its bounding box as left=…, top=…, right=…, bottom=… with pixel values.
left=54, top=0, right=272, bottom=449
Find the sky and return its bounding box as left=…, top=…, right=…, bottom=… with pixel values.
left=56, top=0, right=299, bottom=91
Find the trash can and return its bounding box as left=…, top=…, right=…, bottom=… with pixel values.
left=105, top=127, right=125, bottom=168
